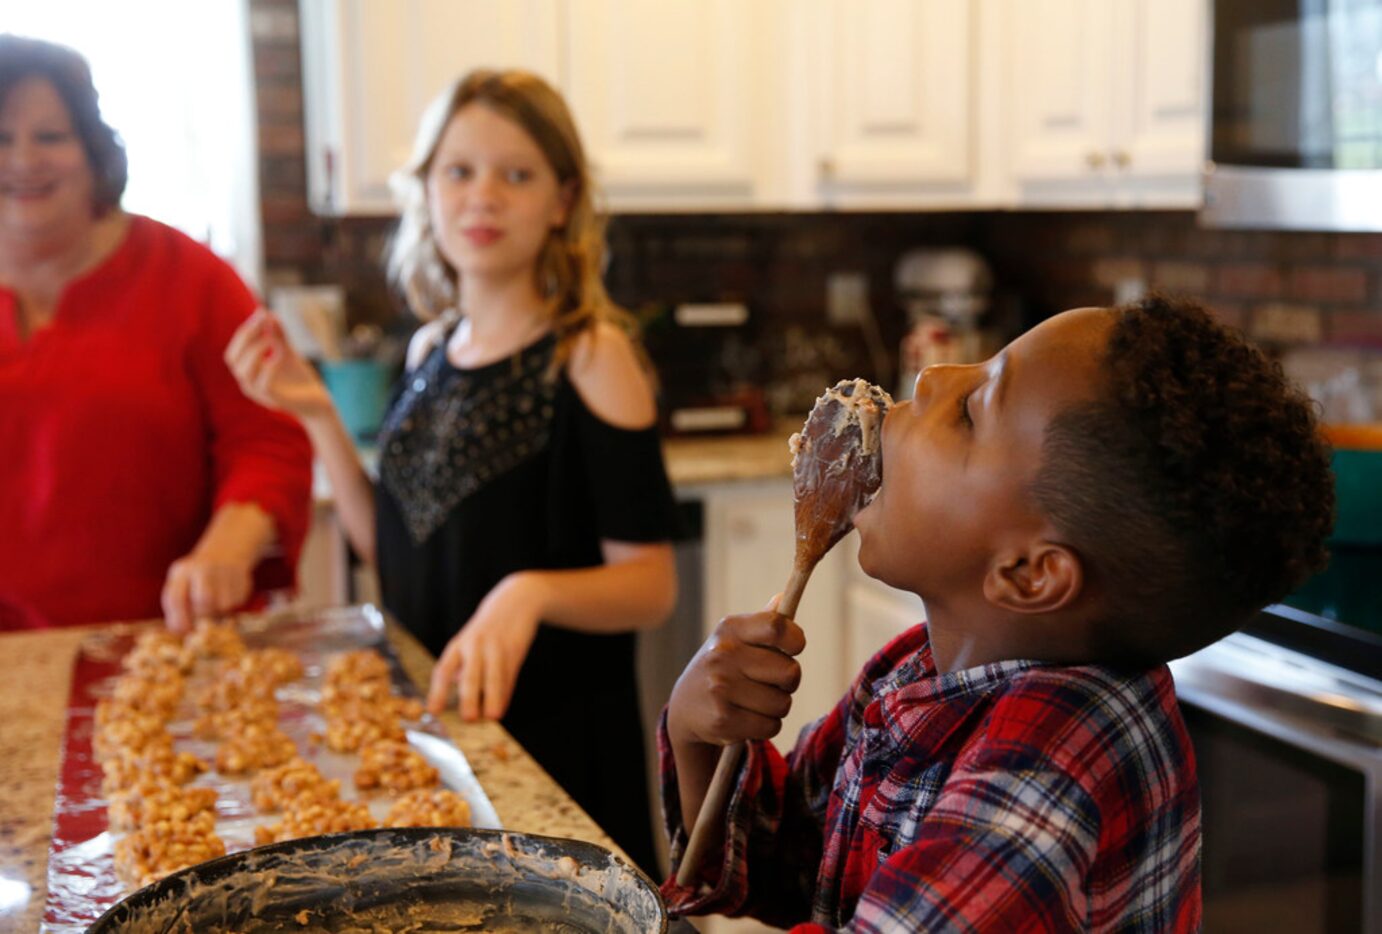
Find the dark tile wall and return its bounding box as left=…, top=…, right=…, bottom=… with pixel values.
left=248, top=0, right=1382, bottom=408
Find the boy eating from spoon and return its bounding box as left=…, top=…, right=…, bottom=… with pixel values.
left=661, top=296, right=1335, bottom=932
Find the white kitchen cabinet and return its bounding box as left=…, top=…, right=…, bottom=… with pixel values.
left=563, top=0, right=786, bottom=211
left=297, top=0, right=1205, bottom=215
left=698, top=479, right=851, bottom=749
left=834, top=534, right=926, bottom=683
left=568, top=0, right=987, bottom=211
left=803, top=0, right=985, bottom=209
left=844, top=566, right=926, bottom=680
left=1004, top=0, right=1207, bottom=208
left=299, top=0, right=990, bottom=215
left=299, top=0, right=561, bottom=215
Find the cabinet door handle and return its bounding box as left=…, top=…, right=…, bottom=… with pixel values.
left=1113, top=149, right=1131, bottom=169
left=322, top=146, right=337, bottom=213
left=1085, top=150, right=1106, bottom=170
left=818, top=158, right=836, bottom=181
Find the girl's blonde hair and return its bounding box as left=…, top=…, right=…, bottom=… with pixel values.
left=387, top=68, right=632, bottom=374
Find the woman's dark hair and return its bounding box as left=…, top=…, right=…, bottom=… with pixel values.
left=0, top=33, right=128, bottom=212
left=1031, top=295, right=1336, bottom=664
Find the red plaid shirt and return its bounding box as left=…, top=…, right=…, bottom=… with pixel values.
left=660, top=624, right=1202, bottom=932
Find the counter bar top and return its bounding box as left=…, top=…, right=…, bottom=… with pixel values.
left=0, top=619, right=621, bottom=931
left=663, top=420, right=797, bottom=487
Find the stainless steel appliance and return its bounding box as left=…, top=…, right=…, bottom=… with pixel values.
left=1202, top=0, right=1382, bottom=232
left=893, top=248, right=999, bottom=401
left=640, top=301, right=772, bottom=436
left=1170, top=605, right=1382, bottom=933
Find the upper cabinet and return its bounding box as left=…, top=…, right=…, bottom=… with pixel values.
left=299, top=0, right=1206, bottom=215
left=563, top=0, right=778, bottom=210
left=807, top=0, right=980, bottom=209
left=300, top=0, right=985, bottom=214
left=1004, top=0, right=1207, bottom=207
left=299, top=0, right=560, bottom=214
left=565, top=0, right=983, bottom=211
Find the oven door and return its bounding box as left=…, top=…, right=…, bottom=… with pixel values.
left=1170, top=631, right=1382, bottom=933
left=1202, top=0, right=1382, bottom=231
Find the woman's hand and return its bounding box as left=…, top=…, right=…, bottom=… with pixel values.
left=224, top=308, right=334, bottom=420
left=161, top=543, right=255, bottom=633
left=161, top=502, right=275, bottom=633
left=426, top=573, right=549, bottom=721
left=667, top=598, right=805, bottom=750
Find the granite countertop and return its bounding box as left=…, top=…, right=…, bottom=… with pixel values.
left=0, top=621, right=621, bottom=931
left=663, top=420, right=798, bottom=487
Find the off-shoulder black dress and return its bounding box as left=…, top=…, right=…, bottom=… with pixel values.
left=374, top=331, right=676, bottom=875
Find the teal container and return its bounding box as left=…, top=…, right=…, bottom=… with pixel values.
left=1283, top=447, right=1382, bottom=634
left=1330, top=449, right=1382, bottom=545
left=320, top=359, right=394, bottom=442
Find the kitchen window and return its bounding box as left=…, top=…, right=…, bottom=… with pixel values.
left=8, top=0, right=263, bottom=287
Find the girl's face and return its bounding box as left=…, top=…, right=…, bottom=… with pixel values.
left=0, top=77, right=97, bottom=245
left=426, top=103, right=572, bottom=288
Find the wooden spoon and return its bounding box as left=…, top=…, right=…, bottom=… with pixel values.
left=676, top=378, right=893, bottom=887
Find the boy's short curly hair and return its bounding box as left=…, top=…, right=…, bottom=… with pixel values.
left=1031, top=296, right=1335, bottom=664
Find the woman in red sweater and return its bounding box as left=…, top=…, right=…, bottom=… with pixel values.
left=0, top=35, right=312, bottom=630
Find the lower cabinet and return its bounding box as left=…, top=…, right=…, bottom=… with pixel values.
left=699, top=479, right=850, bottom=753
left=693, top=489, right=925, bottom=934
left=843, top=558, right=927, bottom=676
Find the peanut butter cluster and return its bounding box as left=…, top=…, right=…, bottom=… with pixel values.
left=93, top=706, right=170, bottom=761
left=184, top=619, right=246, bottom=660
left=253, top=796, right=377, bottom=846
left=321, top=679, right=424, bottom=721
left=121, top=629, right=193, bottom=675
left=111, top=670, right=186, bottom=720
left=324, top=648, right=392, bottom=688
left=250, top=757, right=342, bottom=813
left=320, top=705, right=408, bottom=753
left=355, top=740, right=439, bottom=794
left=214, top=723, right=298, bottom=775
left=238, top=647, right=305, bottom=686
left=193, top=697, right=280, bottom=740
left=318, top=649, right=422, bottom=753
left=102, top=745, right=208, bottom=796
left=108, top=781, right=218, bottom=832
left=113, top=810, right=225, bottom=888
left=194, top=666, right=278, bottom=712
left=386, top=788, right=471, bottom=828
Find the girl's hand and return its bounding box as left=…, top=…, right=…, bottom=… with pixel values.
left=667, top=598, right=805, bottom=749
left=224, top=308, right=334, bottom=420
left=161, top=545, right=255, bottom=633
left=426, top=574, right=547, bottom=721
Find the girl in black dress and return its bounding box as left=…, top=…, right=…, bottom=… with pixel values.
left=226, top=69, right=678, bottom=875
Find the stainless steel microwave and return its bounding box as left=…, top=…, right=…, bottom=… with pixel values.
left=1201, top=0, right=1382, bottom=232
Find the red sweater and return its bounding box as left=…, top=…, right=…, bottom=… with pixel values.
left=0, top=216, right=313, bottom=628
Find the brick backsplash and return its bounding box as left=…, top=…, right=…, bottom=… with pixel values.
left=249, top=0, right=1382, bottom=399
left=977, top=212, right=1382, bottom=351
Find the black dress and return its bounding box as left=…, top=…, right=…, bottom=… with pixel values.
left=374, top=330, right=677, bottom=876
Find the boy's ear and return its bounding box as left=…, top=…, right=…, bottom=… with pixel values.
left=982, top=541, right=1084, bottom=615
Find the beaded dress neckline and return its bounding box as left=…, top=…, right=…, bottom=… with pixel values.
left=378, top=332, right=558, bottom=544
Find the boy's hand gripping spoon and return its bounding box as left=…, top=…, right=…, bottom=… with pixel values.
left=677, top=378, right=893, bottom=886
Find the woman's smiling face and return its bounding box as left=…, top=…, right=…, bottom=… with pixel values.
left=853, top=307, right=1114, bottom=599
left=0, top=77, right=97, bottom=244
